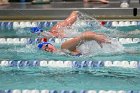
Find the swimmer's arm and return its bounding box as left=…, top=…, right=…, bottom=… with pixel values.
left=43, top=11, right=78, bottom=38
left=61, top=49, right=81, bottom=56
left=50, top=11, right=78, bottom=33
left=80, top=32, right=111, bottom=48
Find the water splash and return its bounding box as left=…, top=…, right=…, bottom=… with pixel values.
left=72, top=11, right=102, bottom=31
left=56, top=11, right=125, bottom=56
left=78, top=39, right=124, bottom=56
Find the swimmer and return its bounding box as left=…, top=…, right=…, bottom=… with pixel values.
left=30, top=11, right=80, bottom=44
left=31, top=11, right=106, bottom=39
left=30, top=11, right=111, bottom=55
left=30, top=11, right=140, bottom=56
left=31, top=11, right=80, bottom=40
left=38, top=31, right=111, bottom=56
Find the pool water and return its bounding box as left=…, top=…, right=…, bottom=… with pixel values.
left=0, top=22, right=140, bottom=90
left=0, top=65, right=140, bottom=90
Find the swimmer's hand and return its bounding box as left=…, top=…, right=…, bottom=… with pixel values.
left=72, top=11, right=83, bottom=18
left=71, top=11, right=82, bottom=18
left=95, top=34, right=111, bottom=48
left=72, top=11, right=79, bottom=15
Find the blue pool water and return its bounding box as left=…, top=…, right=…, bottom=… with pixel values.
left=0, top=21, right=140, bottom=90
left=0, top=65, right=140, bottom=90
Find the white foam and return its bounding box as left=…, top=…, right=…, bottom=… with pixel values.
left=78, top=39, right=124, bottom=56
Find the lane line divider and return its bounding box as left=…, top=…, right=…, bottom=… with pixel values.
left=0, top=60, right=139, bottom=69
left=1, top=90, right=139, bottom=93
left=0, top=38, right=139, bottom=44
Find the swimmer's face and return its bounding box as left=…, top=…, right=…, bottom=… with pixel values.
left=42, top=44, right=56, bottom=52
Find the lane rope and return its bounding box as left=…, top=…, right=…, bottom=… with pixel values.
left=0, top=60, right=139, bottom=69
left=1, top=90, right=139, bottom=93
left=0, top=38, right=139, bottom=44
left=0, top=21, right=140, bottom=30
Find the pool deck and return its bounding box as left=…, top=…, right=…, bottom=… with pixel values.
left=0, top=1, right=140, bottom=20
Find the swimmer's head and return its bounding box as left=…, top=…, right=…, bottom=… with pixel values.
left=38, top=42, right=56, bottom=52
left=31, top=27, right=43, bottom=34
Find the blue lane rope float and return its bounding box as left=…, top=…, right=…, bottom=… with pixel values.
left=0, top=21, right=140, bottom=30
left=30, top=27, right=44, bottom=34
left=8, top=60, right=40, bottom=67
left=1, top=90, right=140, bottom=93
left=0, top=38, right=139, bottom=44
left=0, top=60, right=139, bottom=69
